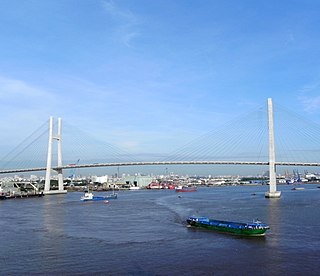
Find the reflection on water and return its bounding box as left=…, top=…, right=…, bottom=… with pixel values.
left=267, top=197, right=281, bottom=245
left=0, top=185, right=319, bottom=275
left=266, top=197, right=282, bottom=275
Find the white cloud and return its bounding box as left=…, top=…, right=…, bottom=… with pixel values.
left=101, top=0, right=140, bottom=46
left=0, top=76, right=53, bottom=99
left=299, top=81, right=320, bottom=94
left=298, top=80, right=320, bottom=113
left=300, top=96, right=320, bottom=113
left=0, top=76, right=59, bottom=147
left=102, top=0, right=136, bottom=22
left=122, top=31, right=140, bottom=47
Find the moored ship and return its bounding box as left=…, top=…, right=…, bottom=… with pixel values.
left=186, top=216, right=270, bottom=236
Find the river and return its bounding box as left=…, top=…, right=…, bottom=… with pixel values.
left=1, top=184, right=319, bottom=275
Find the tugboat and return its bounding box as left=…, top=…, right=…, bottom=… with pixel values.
left=186, top=216, right=270, bottom=236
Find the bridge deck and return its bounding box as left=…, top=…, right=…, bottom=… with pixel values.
left=1, top=160, right=320, bottom=174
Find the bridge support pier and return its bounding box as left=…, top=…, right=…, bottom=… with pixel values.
left=265, top=98, right=281, bottom=198
left=44, top=117, right=67, bottom=195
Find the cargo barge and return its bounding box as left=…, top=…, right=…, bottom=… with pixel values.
left=186, top=216, right=270, bottom=236
left=80, top=191, right=117, bottom=201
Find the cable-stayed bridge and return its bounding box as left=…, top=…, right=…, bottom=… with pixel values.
left=1, top=160, right=320, bottom=175
left=1, top=98, right=320, bottom=198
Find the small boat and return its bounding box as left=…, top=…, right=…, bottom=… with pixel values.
left=129, top=186, right=140, bottom=190
left=80, top=191, right=117, bottom=201
left=175, top=186, right=197, bottom=192
left=186, top=216, right=270, bottom=236
left=291, top=187, right=304, bottom=190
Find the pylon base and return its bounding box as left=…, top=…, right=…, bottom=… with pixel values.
left=43, top=190, right=67, bottom=195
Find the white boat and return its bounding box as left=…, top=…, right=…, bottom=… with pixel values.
left=80, top=187, right=118, bottom=201
left=129, top=186, right=140, bottom=190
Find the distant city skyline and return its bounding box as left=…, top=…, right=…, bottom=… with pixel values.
left=1, top=1, right=320, bottom=176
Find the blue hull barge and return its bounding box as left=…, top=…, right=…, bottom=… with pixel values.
left=81, top=192, right=117, bottom=201
left=187, top=216, right=270, bottom=236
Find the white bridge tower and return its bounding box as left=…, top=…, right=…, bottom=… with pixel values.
left=265, top=98, right=281, bottom=198
left=44, top=116, right=67, bottom=195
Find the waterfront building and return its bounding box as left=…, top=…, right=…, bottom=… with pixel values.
left=91, top=175, right=108, bottom=184
left=123, top=175, right=153, bottom=188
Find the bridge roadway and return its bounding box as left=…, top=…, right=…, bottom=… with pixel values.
left=1, top=160, right=320, bottom=174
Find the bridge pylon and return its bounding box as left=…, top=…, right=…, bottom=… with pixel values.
left=44, top=116, right=67, bottom=195
left=265, top=98, right=281, bottom=198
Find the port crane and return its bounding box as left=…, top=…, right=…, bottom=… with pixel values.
left=69, top=159, right=80, bottom=185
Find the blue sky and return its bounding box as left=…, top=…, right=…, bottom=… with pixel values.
left=1, top=0, right=320, bottom=160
